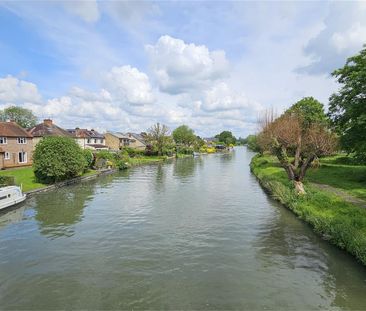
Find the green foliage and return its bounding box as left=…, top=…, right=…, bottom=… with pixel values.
left=329, top=45, right=366, bottom=160
left=0, top=106, right=38, bottom=128
left=215, top=131, right=237, bottom=146
left=146, top=123, right=171, bottom=156
left=286, top=97, right=328, bottom=128
left=0, top=175, right=15, bottom=187
left=123, top=147, right=145, bottom=158
left=172, top=125, right=196, bottom=146
left=251, top=154, right=366, bottom=265
left=245, top=134, right=261, bottom=152
left=176, top=145, right=194, bottom=155
left=83, top=149, right=94, bottom=169
left=33, top=137, right=87, bottom=183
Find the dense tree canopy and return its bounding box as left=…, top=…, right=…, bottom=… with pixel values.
left=215, top=131, right=236, bottom=145
left=286, top=97, right=328, bottom=128
left=328, top=45, right=366, bottom=161
left=172, top=125, right=196, bottom=146
left=0, top=106, right=38, bottom=128
left=33, top=137, right=87, bottom=183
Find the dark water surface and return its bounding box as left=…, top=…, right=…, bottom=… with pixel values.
left=0, top=147, right=365, bottom=310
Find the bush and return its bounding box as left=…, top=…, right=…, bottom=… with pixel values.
left=0, top=176, right=15, bottom=186
left=123, top=147, right=145, bottom=158
left=176, top=145, right=194, bottom=155
left=83, top=149, right=94, bottom=169
left=33, top=137, right=87, bottom=183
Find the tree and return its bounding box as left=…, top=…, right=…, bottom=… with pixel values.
left=286, top=97, right=328, bottom=128
left=33, top=137, right=87, bottom=183
left=257, top=104, right=337, bottom=194
left=245, top=134, right=261, bottom=152
left=215, top=131, right=236, bottom=146
left=328, top=45, right=366, bottom=162
left=145, top=123, right=171, bottom=156
left=172, top=125, right=196, bottom=146
left=0, top=106, right=38, bottom=128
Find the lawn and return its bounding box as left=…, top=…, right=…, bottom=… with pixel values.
left=0, top=167, right=98, bottom=192
left=306, top=156, right=366, bottom=201
left=250, top=154, right=366, bottom=265
left=0, top=167, right=46, bottom=192
left=128, top=155, right=168, bottom=166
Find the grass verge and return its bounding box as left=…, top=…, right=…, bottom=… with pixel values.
left=0, top=167, right=98, bottom=192
left=250, top=154, right=366, bottom=265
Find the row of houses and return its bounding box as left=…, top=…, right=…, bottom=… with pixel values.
left=0, top=119, right=147, bottom=170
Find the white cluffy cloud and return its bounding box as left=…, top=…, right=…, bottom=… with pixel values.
left=104, top=65, right=155, bottom=105
left=146, top=35, right=229, bottom=94
left=0, top=75, right=42, bottom=104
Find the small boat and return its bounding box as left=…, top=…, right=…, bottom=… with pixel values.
left=0, top=186, right=26, bottom=211
left=193, top=152, right=200, bottom=157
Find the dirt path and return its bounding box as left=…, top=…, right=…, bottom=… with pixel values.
left=310, top=182, right=366, bottom=208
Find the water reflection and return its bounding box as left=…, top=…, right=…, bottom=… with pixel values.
left=0, top=205, right=26, bottom=230
left=254, top=197, right=366, bottom=310
left=34, top=181, right=97, bottom=239
left=173, top=156, right=204, bottom=179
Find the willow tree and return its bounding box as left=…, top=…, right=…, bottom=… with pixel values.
left=258, top=99, right=337, bottom=194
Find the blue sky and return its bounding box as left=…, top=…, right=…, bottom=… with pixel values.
left=0, top=1, right=365, bottom=137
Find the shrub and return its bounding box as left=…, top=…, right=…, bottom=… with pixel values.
left=33, top=137, right=87, bottom=183
left=0, top=176, right=15, bottom=186
left=83, top=149, right=94, bottom=169
left=123, top=147, right=145, bottom=158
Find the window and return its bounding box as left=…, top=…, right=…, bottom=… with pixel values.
left=87, top=139, right=91, bottom=144
left=17, top=137, right=27, bottom=144
left=94, top=139, right=97, bottom=143
left=4, top=152, right=10, bottom=160
left=0, top=137, right=7, bottom=144
left=100, top=139, right=103, bottom=144
left=18, top=152, right=27, bottom=163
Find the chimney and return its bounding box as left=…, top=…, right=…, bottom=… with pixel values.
left=43, top=119, right=53, bottom=127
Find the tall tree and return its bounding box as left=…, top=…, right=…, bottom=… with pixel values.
left=286, top=97, right=328, bottom=128
left=257, top=103, right=337, bottom=194
left=328, top=45, right=366, bottom=162
left=0, top=106, right=38, bottom=128
left=146, top=123, right=170, bottom=156
left=215, top=131, right=236, bottom=145
left=172, top=125, right=196, bottom=146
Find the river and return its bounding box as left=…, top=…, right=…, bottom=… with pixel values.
left=0, top=147, right=365, bottom=310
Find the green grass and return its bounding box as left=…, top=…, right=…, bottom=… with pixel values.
left=128, top=155, right=167, bottom=166
left=0, top=167, right=98, bottom=192
left=306, top=157, right=366, bottom=201
left=0, top=167, right=46, bottom=192
left=250, top=154, right=366, bottom=265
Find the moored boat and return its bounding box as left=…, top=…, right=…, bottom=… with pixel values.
left=0, top=186, right=26, bottom=211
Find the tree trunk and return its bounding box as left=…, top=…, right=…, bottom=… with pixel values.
left=294, top=180, right=306, bottom=195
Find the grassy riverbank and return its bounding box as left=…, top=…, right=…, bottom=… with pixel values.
left=0, top=155, right=168, bottom=193
left=250, top=154, right=366, bottom=265
left=0, top=167, right=99, bottom=192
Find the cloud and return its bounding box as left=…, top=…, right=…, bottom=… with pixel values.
left=298, top=2, right=366, bottom=75
left=0, top=75, right=42, bottom=104
left=103, top=65, right=155, bottom=105
left=145, top=35, right=229, bottom=94
left=201, top=82, right=260, bottom=112
left=63, top=0, right=100, bottom=23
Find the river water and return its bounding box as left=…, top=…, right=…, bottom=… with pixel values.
left=0, top=147, right=365, bottom=310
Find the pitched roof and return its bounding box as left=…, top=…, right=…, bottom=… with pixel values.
left=107, top=132, right=131, bottom=140
left=126, top=132, right=146, bottom=145
left=67, top=128, right=104, bottom=139
left=0, top=121, right=32, bottom=138
left=28, top=120, right=72, bottom=138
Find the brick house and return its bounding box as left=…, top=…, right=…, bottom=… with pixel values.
left=104, top=132, right=132, bottom=151
left=67, top=128, right=108, bottom=151
left=28, top=119, right=73, bottom=146
left=0, top=121, right=33, bottom=169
